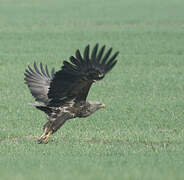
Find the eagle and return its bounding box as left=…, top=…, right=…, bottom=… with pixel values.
left=24, top=43, right=119, bottom=144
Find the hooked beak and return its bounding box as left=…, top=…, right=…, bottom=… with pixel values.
left=100, top=103, right=106, bottom=108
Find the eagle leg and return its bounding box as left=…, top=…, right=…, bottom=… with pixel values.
left=37, top=130, right=52, bottom=144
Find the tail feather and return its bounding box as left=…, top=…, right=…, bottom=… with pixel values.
left=28, top=102, right=52, bottom=116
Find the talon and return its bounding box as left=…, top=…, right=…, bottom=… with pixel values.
left=37, top=131, right=52, bottom=144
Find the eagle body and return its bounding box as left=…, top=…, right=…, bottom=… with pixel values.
left=24, top=44, right=119, bottom=143
left=35, top=100, right=104, bottom=132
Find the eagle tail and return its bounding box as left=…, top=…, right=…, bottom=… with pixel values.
left=28, top=102, right=52, bottom=116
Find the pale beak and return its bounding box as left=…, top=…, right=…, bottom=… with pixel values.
left=100, top=103, right=106, bottom=108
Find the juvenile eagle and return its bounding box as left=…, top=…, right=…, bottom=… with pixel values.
left=24, top=43, right=119, bottom=144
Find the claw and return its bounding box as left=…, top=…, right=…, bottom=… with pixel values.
left=38, top=131, right=52, bottom=144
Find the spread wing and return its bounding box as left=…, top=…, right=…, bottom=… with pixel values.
left=24, top=62, right=55, bottom=104
left=48, top=43, right=119, bottom=106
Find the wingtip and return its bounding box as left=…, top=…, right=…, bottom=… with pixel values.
left=84, top=44, right=90, bottom=61
left=115, top=51, right=120, bottom=56
left=86, top=44, right=90, bottom=49
left=94, top=43, right=99, bottom=48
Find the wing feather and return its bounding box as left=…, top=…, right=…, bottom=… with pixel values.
left=70, top=56, right=81, bottom=67
left=84, top=45, right=90, bottom=62
left=105, top=52, right=119, bottom=72
left=91, top=43, right=98, bottom=60
left=34, top=62, right=42, bottom=76
left=105, top=60, right=117, bottom=72
left=48, top=43, right=119, bottom=106
left=75, top=49, right=84, bottom=64
left=45, top=64, right=51, bottom=78
left=96, top=45, right=105, bottom=62
left=101, top=48, right=112, bottom=64
left=51, top=68, right=55, bottom=78
left=24, top=63, right=55, bottom=104
left=40, top=63, right=47, bottom=77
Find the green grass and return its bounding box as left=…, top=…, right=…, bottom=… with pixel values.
left=1, top=0, right=184, bottom=179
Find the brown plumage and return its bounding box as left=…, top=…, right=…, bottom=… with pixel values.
left=24, top=43, right=119, bottom=144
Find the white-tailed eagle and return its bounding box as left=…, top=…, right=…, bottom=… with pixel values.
left=24, top=43, right=119, bottom=143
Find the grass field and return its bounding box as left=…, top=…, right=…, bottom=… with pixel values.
left=1, top=0, right=184, bottom=179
